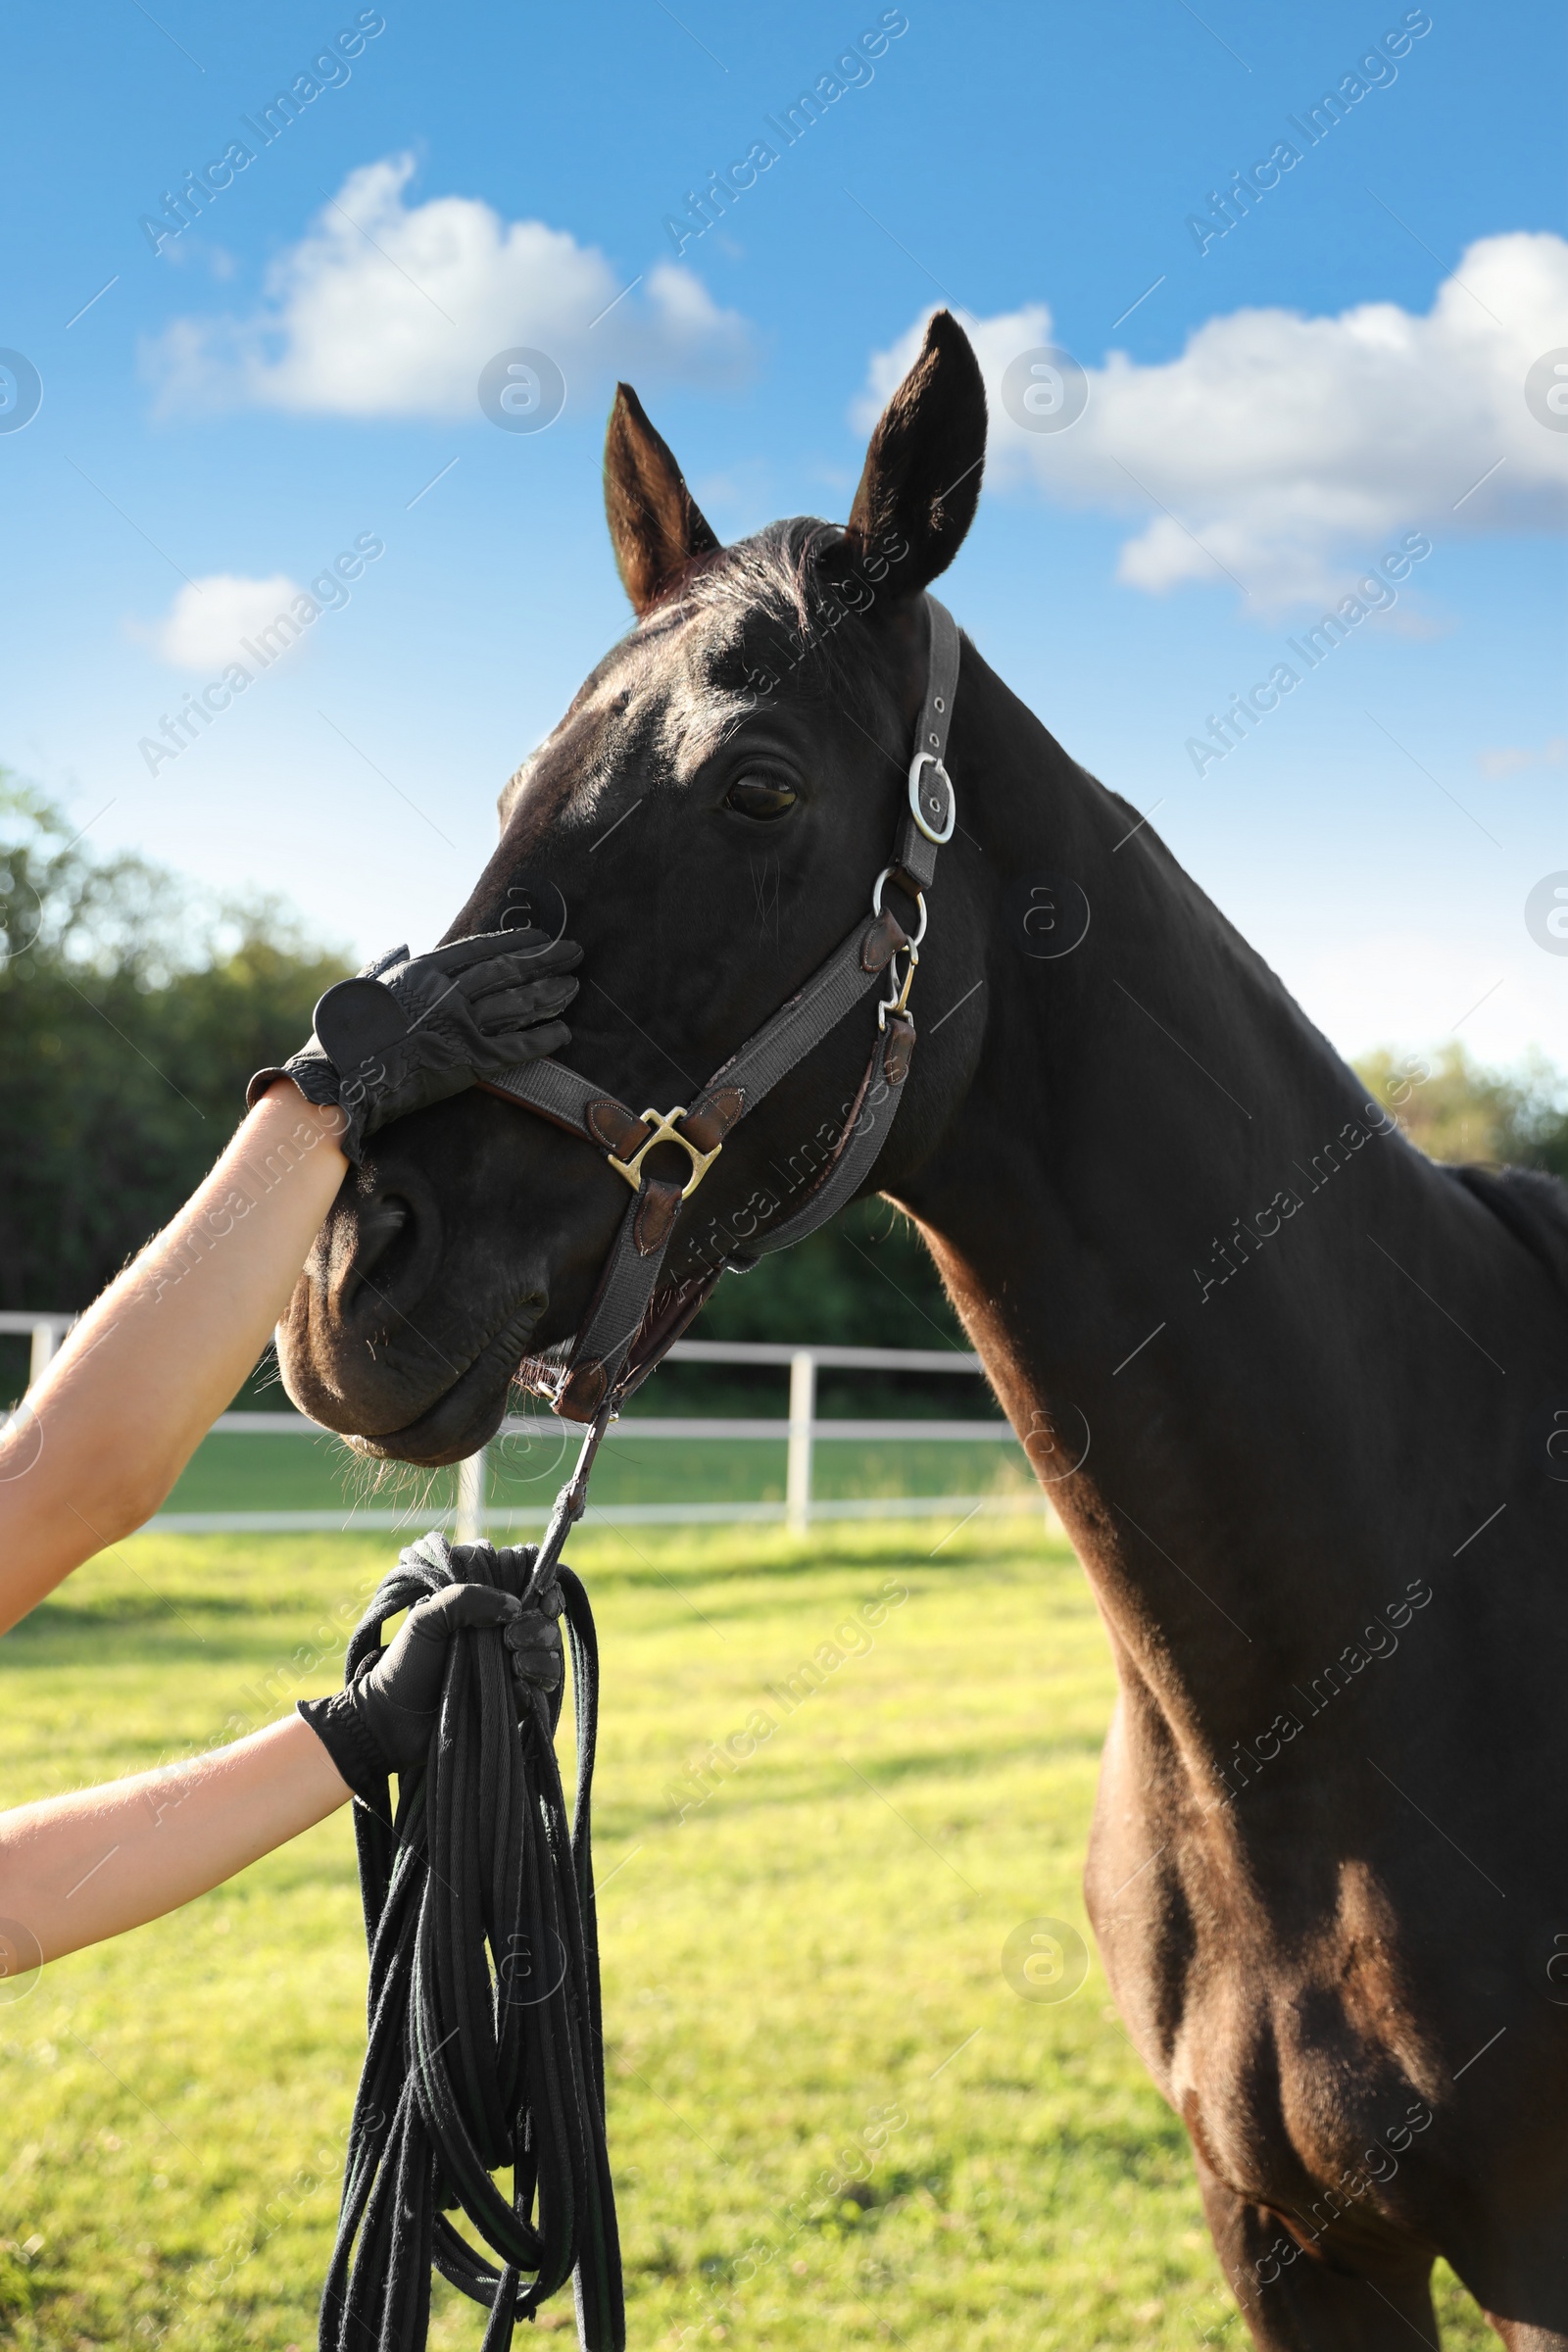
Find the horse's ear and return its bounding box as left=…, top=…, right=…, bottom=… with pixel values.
left=824, top=309, right=986, bottom=601
left=604, top=383, right=721, bottom=614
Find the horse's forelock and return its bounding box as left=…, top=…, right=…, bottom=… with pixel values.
left=682, top=516, right=841, bottom=645
left=497, top=517, right=906, bottom=837
left=682, top=518, right=910, bottom=738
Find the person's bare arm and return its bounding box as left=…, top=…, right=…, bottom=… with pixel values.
left=0, top=1584, right=524, bottom=1973
left=0, top=926, right=579, bottom=1640
left=0, top=1713, right=352, bottom=1973
left=0, top=1083, right=347, bottom=1633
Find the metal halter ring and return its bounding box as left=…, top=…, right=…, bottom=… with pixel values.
left=907, top=751, right=956, bottom=846
left=607, top=1107, right=722, bottom=1200
left=871, top=866, right=928, bottom=947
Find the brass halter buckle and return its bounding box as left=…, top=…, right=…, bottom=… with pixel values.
left=607, top=1106, right=721, bottom=1200
left=871, top=866, right=927, bottom=1031
left=878, top=946, right=918, bottom=1032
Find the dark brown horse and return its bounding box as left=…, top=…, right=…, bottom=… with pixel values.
left=278, top=314, right=1568, bottom=2348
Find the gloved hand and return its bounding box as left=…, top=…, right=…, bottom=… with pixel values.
left=299, top=1582, right=544, bottom=1798
left=247, top=927, right=581, bottom=1162
left=505, top=1591, right=566, bottom=1701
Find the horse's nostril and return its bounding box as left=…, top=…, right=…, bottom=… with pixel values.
left=359, top=1197, right=409, bottom=1269
left=339, top=1193, right=419, bottom=1320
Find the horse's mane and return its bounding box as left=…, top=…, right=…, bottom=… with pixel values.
left=1445, top=1160, right=1568, bottom=1298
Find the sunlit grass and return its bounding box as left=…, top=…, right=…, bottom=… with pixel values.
left=157, top=1428, right=1036, bottom=1520
left=0, top=1521, right=1492, bottom=2347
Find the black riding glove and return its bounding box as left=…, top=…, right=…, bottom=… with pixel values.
left=441, top=1538, right=566, bottom=1705
left=300, top=1582, right=526, bottom=1798
left=504, top=1585, right=566, bottom=1701
left=247, top=927, right=580, bottom=1163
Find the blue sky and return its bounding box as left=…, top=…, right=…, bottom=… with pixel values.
left=3, top=0, right=1564, bottom=1067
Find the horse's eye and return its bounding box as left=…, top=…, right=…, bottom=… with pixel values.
left=724, top=773, right=798, bottom=820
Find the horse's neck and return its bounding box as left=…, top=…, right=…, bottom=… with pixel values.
left=894, top=651, right=1484, bottom=1713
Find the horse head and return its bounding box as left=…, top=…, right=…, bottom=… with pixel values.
left=277, top=312, right=990, bottom=1465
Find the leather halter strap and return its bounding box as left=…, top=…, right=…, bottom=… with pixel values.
left=484, top=594, right=962, bottom=1423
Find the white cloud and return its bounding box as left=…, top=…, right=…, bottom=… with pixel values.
left=151, top=573, right=305, bottom=670
left=1476, top=735, right=1567, bottom=779
left=147, top=155, right=753, bottom=418
left=860, top=234, right=1568, bottom=608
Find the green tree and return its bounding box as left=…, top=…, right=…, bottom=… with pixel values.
left=695, top=1196, right=962, bottom=1351
left=1355, top=1041, right=1568, bottom=1177
left=0, top=778, right=349, bottom=1315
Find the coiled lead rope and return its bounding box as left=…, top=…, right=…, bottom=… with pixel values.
left=320, top=1527, right=623, bottom=2352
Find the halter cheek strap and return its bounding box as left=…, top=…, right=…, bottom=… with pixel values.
left=481, top=594, right=962, bottom=1434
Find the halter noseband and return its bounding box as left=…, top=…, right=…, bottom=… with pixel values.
left=483, top=593, right=961, bottom=1442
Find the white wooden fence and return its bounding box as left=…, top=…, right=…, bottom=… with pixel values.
left=0, top=1310, right=74, bottom=1387
left=2, top=1318, right=1044, bottom=1537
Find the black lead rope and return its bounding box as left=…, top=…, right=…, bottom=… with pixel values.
left=321, top=1519, right=623, bottom=2352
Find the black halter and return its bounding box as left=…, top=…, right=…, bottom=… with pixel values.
left=486, top=595, right=961, bottom=1576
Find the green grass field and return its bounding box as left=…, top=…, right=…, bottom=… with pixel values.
left=156, top=1424, right=1035, bottom=1521
left=0, top=1518, right=1493, bottom=2349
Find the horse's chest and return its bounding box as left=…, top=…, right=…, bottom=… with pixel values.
left=1085, top=1699, right=1440, bottom=2219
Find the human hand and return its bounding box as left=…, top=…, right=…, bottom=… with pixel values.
left=248, top=928, right=581, bottom=1162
